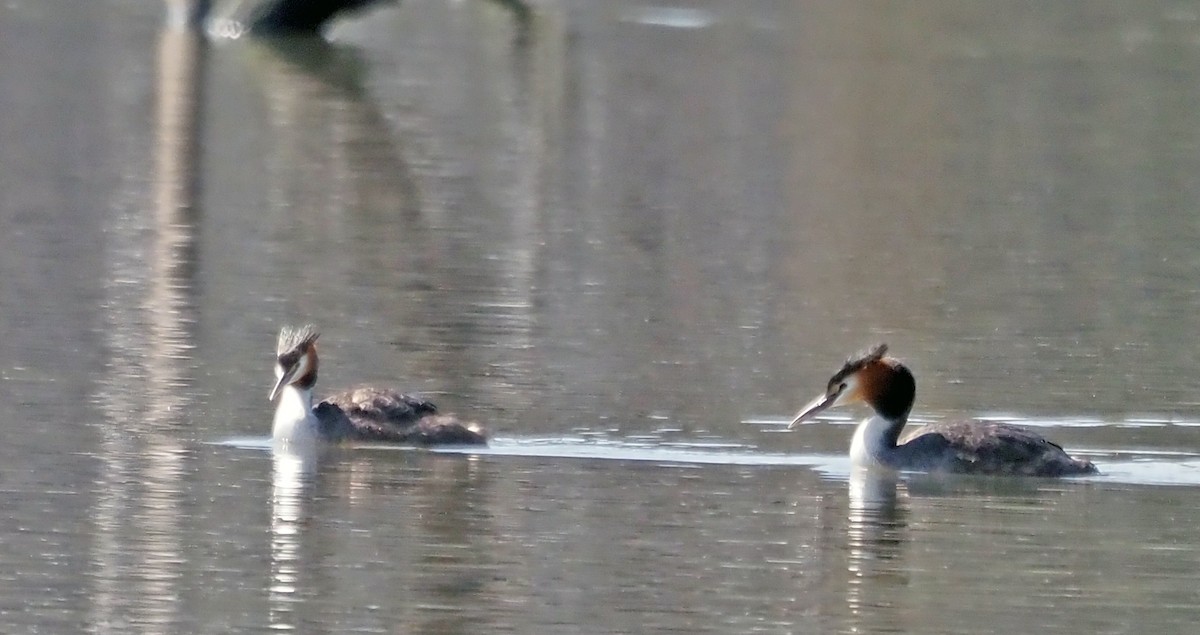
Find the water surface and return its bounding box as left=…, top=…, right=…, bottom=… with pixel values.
left=3, top=0, right=1200, bottom=632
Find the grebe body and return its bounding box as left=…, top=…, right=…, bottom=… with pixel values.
left=269, top=325, right=486, bottom=446
left=789, top=344, right=1096, bottom=477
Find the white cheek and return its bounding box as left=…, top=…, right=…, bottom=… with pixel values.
left=275, top=364, right=285, bottom=379
left=833, top=375, right=860, bottom=407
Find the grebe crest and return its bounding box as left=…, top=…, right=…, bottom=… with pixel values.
left=788, top=344, right=1096, bottom=477
left=278, top=324, right=320, bottom=358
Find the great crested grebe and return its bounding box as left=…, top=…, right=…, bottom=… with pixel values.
left=788, top=344, right=1097, bottom=477
left=269, top=325, right=486, bottom=446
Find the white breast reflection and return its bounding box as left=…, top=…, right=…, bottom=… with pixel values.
left=269, top=445, right=320, bottom=631
left=845, top=468, right=909, bottom=632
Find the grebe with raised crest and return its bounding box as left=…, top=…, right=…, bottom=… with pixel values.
left=269, top=325, right=486, bottom=446
left=788, top=344, right=1096, bottom=477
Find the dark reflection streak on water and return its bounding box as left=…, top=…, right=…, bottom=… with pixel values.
left=248, top=37, right=423, bottom=222
left=425, top=2, right=569, bottom=421
left=89, top=25, right=205, bottom=633
left=245, top=41, right=437, bottom=348
left=402, top=453, right=496, bottom=634
left=246, top=18, right=559, bottom=425
left=417, top=5, right=553, bottom=419
left=266, top=447, right=499, bottom=633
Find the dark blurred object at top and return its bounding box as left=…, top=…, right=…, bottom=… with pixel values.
left=191, top=0, right=529, bottom=39
left=248, top=0, right=398, bottom=35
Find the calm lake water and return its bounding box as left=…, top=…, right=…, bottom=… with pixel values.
left=3, top=0, right=1200, bottom=632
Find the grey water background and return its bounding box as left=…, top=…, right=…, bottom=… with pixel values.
left=3, top=0, right=1200, bottom=632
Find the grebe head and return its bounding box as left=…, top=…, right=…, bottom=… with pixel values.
left=787, top=343, right=915, bottom=428
left=269, top=324, right=320, bottom=402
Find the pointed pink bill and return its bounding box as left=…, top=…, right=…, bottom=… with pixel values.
left=269, top=365, right=299, bottom=402
left=269, top=373, right=290, bottom=402
left=788, top=391, right=839, bottom=429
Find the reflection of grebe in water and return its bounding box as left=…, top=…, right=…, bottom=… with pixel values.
left=269, top=325, right=486, bottom=446
left=788, top=345, right=1097, bottom=477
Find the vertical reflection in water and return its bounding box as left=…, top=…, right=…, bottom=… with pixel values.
left=406, top=2, right=565, bottom=416
left=463, top=4, right=557, bottom=410
left=162, top=0, right=212, bottom=30
left=89, top=24, right=204, bottom=633
left=845, top=468, right=907, bottom=633
left=269, top=446, right=320, bottom=632
left=147, top=27, right=203, bottom=420
left=243, top=11, right=565, bottom=418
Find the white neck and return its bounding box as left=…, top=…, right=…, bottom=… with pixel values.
left=272, top=384, right=319, bottom=444
left=849, top=414, right=901, bottom=466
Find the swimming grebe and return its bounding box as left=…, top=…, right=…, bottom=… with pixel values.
left=788, top=344, right=1096, bottom=476
left=269, top=325, right=486, bottom=446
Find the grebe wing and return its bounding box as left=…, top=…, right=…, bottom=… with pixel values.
left=321, top=386, right=439, bottom=425
left=317, top=387, right=487, bottom=446
left=898, top=420, right=1093, bottom=476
